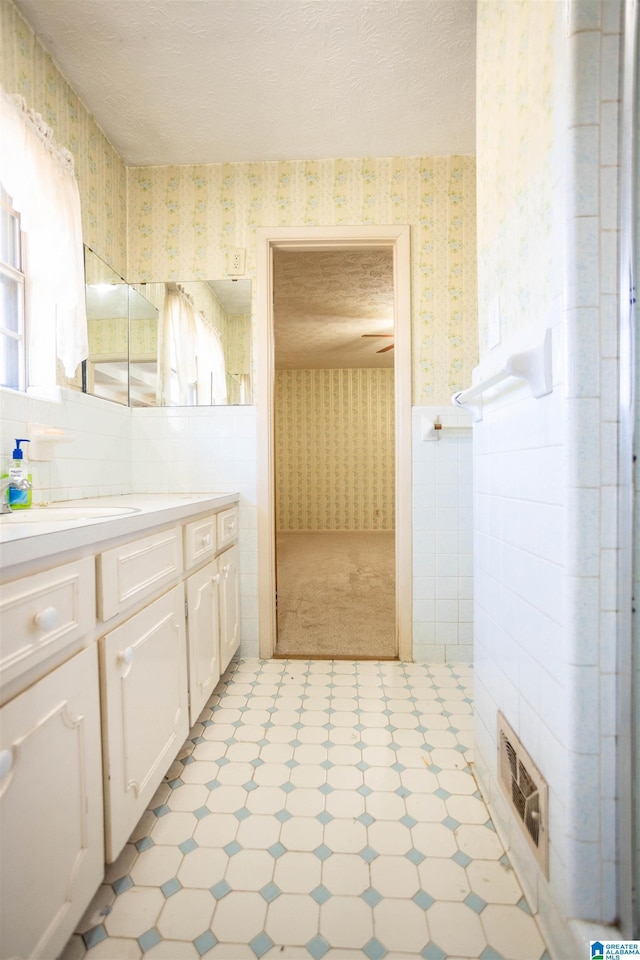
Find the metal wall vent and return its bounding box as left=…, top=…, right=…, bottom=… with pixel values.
left=497, top=712, right=549, bottom=876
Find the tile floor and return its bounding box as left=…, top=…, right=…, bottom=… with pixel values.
left=61, top=659, right=549, bottom=960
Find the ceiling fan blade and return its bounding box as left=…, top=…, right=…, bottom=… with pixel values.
left=376, top=343, right=394, bottom=353
left=361, top=333, right=393, bottom=337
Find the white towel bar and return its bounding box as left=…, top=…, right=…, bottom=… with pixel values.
left=451, top=328, right=552, bottom=421
left=421, top=417, right=473, bottom=442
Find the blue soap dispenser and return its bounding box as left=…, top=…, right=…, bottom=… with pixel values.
left=8, top=438, right=32, bottom=509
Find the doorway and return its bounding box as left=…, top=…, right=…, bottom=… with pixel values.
left=256, top=226, right=412, bottom=661
left=272, top=247, right=396, bottom=657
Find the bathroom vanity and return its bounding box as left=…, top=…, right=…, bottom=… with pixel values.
left=0, top=493, right=240, bottom=960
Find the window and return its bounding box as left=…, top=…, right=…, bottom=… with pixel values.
left=0, top=186, right=25, bottom=390
left=0, top=91, right=88, bottom=395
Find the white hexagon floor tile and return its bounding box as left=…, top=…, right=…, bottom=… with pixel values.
left=61, top=659, right=549, bottom=960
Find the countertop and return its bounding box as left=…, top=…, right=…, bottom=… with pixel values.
left=0, top=493, right=238, bottom=572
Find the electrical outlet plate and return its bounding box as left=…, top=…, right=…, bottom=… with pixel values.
left=227, top=248, right=246, bottom=276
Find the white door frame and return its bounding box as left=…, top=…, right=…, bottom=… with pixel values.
left=256, top=225, right=412, bottom=661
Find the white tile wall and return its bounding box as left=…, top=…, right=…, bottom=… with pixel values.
left=131, top=405, right=260, bottom=659
left=473, top=3, right=624, bottom=952
left=412, top=405, right=473, bottom=663
left=0, top=386, right=132, bottom=503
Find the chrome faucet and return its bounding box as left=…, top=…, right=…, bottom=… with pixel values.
left=0, top=476, right=31, bottom=514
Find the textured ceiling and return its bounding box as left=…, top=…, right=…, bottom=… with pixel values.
left=273, top=249, right=394, bottom=369
left=14, top=0, right=476, bottom=166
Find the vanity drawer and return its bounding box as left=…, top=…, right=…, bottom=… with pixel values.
left=97, top=525, right=183, bottom=621
left=217, top=507, right=238, bottom=549
left=184, top=514, right=217, bottom=571
left=0, top=557, right=95, bottom=699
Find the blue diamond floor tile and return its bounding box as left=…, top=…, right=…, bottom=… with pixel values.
left=464, top=891, right=487, bottom=913
left=137, top=927, right=162, bottom=952
left=161, top=877, right=182, bottom=898
left=359, top=846, right=379, bottom=863
left=421, top=942, right=447, bottom=960
left=268, top=841, right=287, bottom=859
left=479, top=948, right=507, bottom=960
left=249, top=931, right=274, bottom=957
left=193, top=930, right=218, bottom=955
left=210, top=879, right=232, bottom=899
left=452, top=849, right=472, bottom=867
left=413, top=890, right=435, bottom=910
left=82, top=925, right=107, bottom=950
left=310, top=884, right=332, bottom=905
left=361, top=886, right=383, bottom=907
left=306, top=934, right=331, bottom=959
left=406, top=847, right=426, bottom=865
left=112, top=875, right=133, bottom=895
left=260, top=882, right=281, bottom=902
left=363, top=938, right=388, bottom=960
left=313, top=843, right=332, bottom=861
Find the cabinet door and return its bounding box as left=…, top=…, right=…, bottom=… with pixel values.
left=100, top=585, right=189, bottom=862
left=219, top=543, right=240, bottom=674
left=0, top=645, right=104, bottom=960
left=186, top=562, right=221, bottom=726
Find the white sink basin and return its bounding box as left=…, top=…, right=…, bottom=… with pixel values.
left=0, top=505, right=140, bottom=522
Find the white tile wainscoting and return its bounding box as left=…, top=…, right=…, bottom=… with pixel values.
left=412, top=406, right=474, bottom=664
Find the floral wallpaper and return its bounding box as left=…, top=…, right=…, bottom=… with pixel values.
left=128, top=157, right=477, bottom=405
left=1, top=0, right=127, bottom=277
left=275, top=369, right=395, bottom=531
left=475, top=0, right=555, bottom=355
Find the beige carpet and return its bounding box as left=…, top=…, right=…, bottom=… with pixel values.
left=275, top=531, right=396, bottom=659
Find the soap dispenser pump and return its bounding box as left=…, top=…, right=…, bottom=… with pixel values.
left=8, top=438, right=32, bottom=508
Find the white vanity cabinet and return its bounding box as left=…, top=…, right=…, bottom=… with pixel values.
left=0, top=493, right=240, bottom=926
left=0, top=644, right=104, bottom=960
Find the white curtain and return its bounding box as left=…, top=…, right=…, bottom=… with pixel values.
left=160, top=284, right=197, bottom=405
left=160, top=284, right=227, bottom=405
left=0, top=90, right=88, bottom=387
left=196, top=311, right=227, bottom=405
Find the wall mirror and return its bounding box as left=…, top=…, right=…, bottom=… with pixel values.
left=60, top=248, right=252, bottom=406
left=58, top=248, right=132, bottom=405
left=130, top=277, right=252, bottom=406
